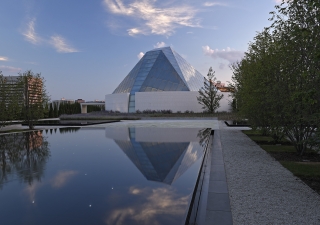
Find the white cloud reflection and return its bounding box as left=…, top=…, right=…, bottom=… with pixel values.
left=51, top=170, right=78, bottom=188
left=105, top=186, right=189, bottom=225
left=24, top=181, right=43, bottom=202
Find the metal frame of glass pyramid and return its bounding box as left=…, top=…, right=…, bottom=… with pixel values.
left=112, top=47, right=205, bottom=112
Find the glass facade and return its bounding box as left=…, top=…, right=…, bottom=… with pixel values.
left=112, top=47, right=204, bottom=112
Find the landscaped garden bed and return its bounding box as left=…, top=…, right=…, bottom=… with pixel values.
left=243, top=130, right=320, bottom=195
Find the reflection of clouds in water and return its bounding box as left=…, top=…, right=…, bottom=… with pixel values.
left=105, top=186, right=189, bottom=225
left=51, top=170, right=78, bottom=188
left=24, top=170, right=78, bottom=202
left=24, top=181, right=43, bottom=202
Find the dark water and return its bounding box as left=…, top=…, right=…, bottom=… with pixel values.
left=0, top=127, right=209, bottom=225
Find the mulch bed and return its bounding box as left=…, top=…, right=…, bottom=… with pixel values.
left=299, top=177, right=320, bottom=195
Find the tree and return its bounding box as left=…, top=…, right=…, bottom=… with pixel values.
left=18, top=70, right=50, bottom=130
left=197, top=67, right=223, bottom=113
left=48, top=103, right=54, bottom=118
left=0, top=130, right=50, bottom=189
left=230, top=0, right=320, bottom=155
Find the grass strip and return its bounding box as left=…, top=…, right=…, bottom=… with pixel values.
left=242, top=130, right=320, bottom=195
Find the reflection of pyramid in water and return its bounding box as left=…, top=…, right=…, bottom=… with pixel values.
left=114, top=128, right=202, bottom=185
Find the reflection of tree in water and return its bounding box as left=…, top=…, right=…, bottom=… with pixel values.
left=197, top=128, right=212, bottom=147
left=59, top=127, right=81, bottom=134
left=0, top=131, right=50, bottom=189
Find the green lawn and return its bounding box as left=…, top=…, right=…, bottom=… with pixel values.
left=280, top=161, right=320, bottom=177
left=260, top=145, right=297, bottom=153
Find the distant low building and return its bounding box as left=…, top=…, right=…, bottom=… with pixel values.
left=52, top=98, right=75, bottom=109
left=75, top=99, right=85, bottom=103
left=86, top=100, right=105, bottom=103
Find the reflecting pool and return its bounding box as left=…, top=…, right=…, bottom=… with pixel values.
left=0, top=127, right=209, bottom=225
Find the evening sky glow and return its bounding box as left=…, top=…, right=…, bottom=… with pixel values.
left=1, top=0, right=282, bottom=100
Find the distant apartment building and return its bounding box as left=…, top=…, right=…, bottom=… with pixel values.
left=0, top=75, right=43, bottom=105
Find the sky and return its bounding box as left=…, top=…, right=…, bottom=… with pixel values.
left=0, top=0, right=282, bottom=101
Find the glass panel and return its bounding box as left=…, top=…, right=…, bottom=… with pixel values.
left=158, top=81, right=166, bottom=90
left=171, top=83, right=178, bottom=91
left=131, top=86, right=140, bottom=91
left=134, top=80, right=144, bottom=86
left=129, top=106, right=135, bottom=113
left=164, top=82, right=172, bottom=91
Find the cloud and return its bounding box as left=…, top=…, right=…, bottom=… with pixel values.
left=22, top=18, right=41, bottom=44
left=22, top=18, right=79, bottom=53
left=50, top=35, right=79, bottom=53
left=105, top=186, right=188, bottom=225
left=274, top=0, right=291, bottom=4
left=137, top=52, right=144, bottom=59
left=202, top=45, right=244, bottom=64
left=0, top=65, right=22, bottom=73
left=0, top=56, right=8, bottom=61
left=103, top=0, right=200, bottom=36
left=24, top=181, right=43, bottom=203
left=219, top=63, right=225, bottom=70
left=128, top=28, right=145, bottom=36
left=153, top=42, right=166, bottom=48
left=51, top=170, right=78, bottom=188
left=203, top=2, right=227, bottom=7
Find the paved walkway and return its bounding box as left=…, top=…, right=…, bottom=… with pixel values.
left=217, top=121, right=320, bottom=225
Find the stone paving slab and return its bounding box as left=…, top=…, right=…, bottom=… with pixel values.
left=219, top=121, right=320, bottom=225
left=92, top=119, right=219, bottom=129
left=205, top=130, right=233, bottom=225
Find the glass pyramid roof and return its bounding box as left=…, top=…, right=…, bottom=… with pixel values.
left=113, top=47, right=204, bottom=94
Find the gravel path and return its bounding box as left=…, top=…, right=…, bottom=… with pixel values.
left=219, top=128, right=320, bottom=225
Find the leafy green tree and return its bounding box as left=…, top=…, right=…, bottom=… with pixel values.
left=197, top=67, right=223, bottom=113
left=48, top=103, right=54, bottom=118
left=53, top=103, right=58, bottom=118
left=230, top=0, right=320, bottom=155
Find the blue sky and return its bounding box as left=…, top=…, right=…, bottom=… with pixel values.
left=0, top=0, right=281, bottom=101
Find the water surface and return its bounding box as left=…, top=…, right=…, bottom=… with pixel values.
left=0, top=127, right=208, bottom=225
